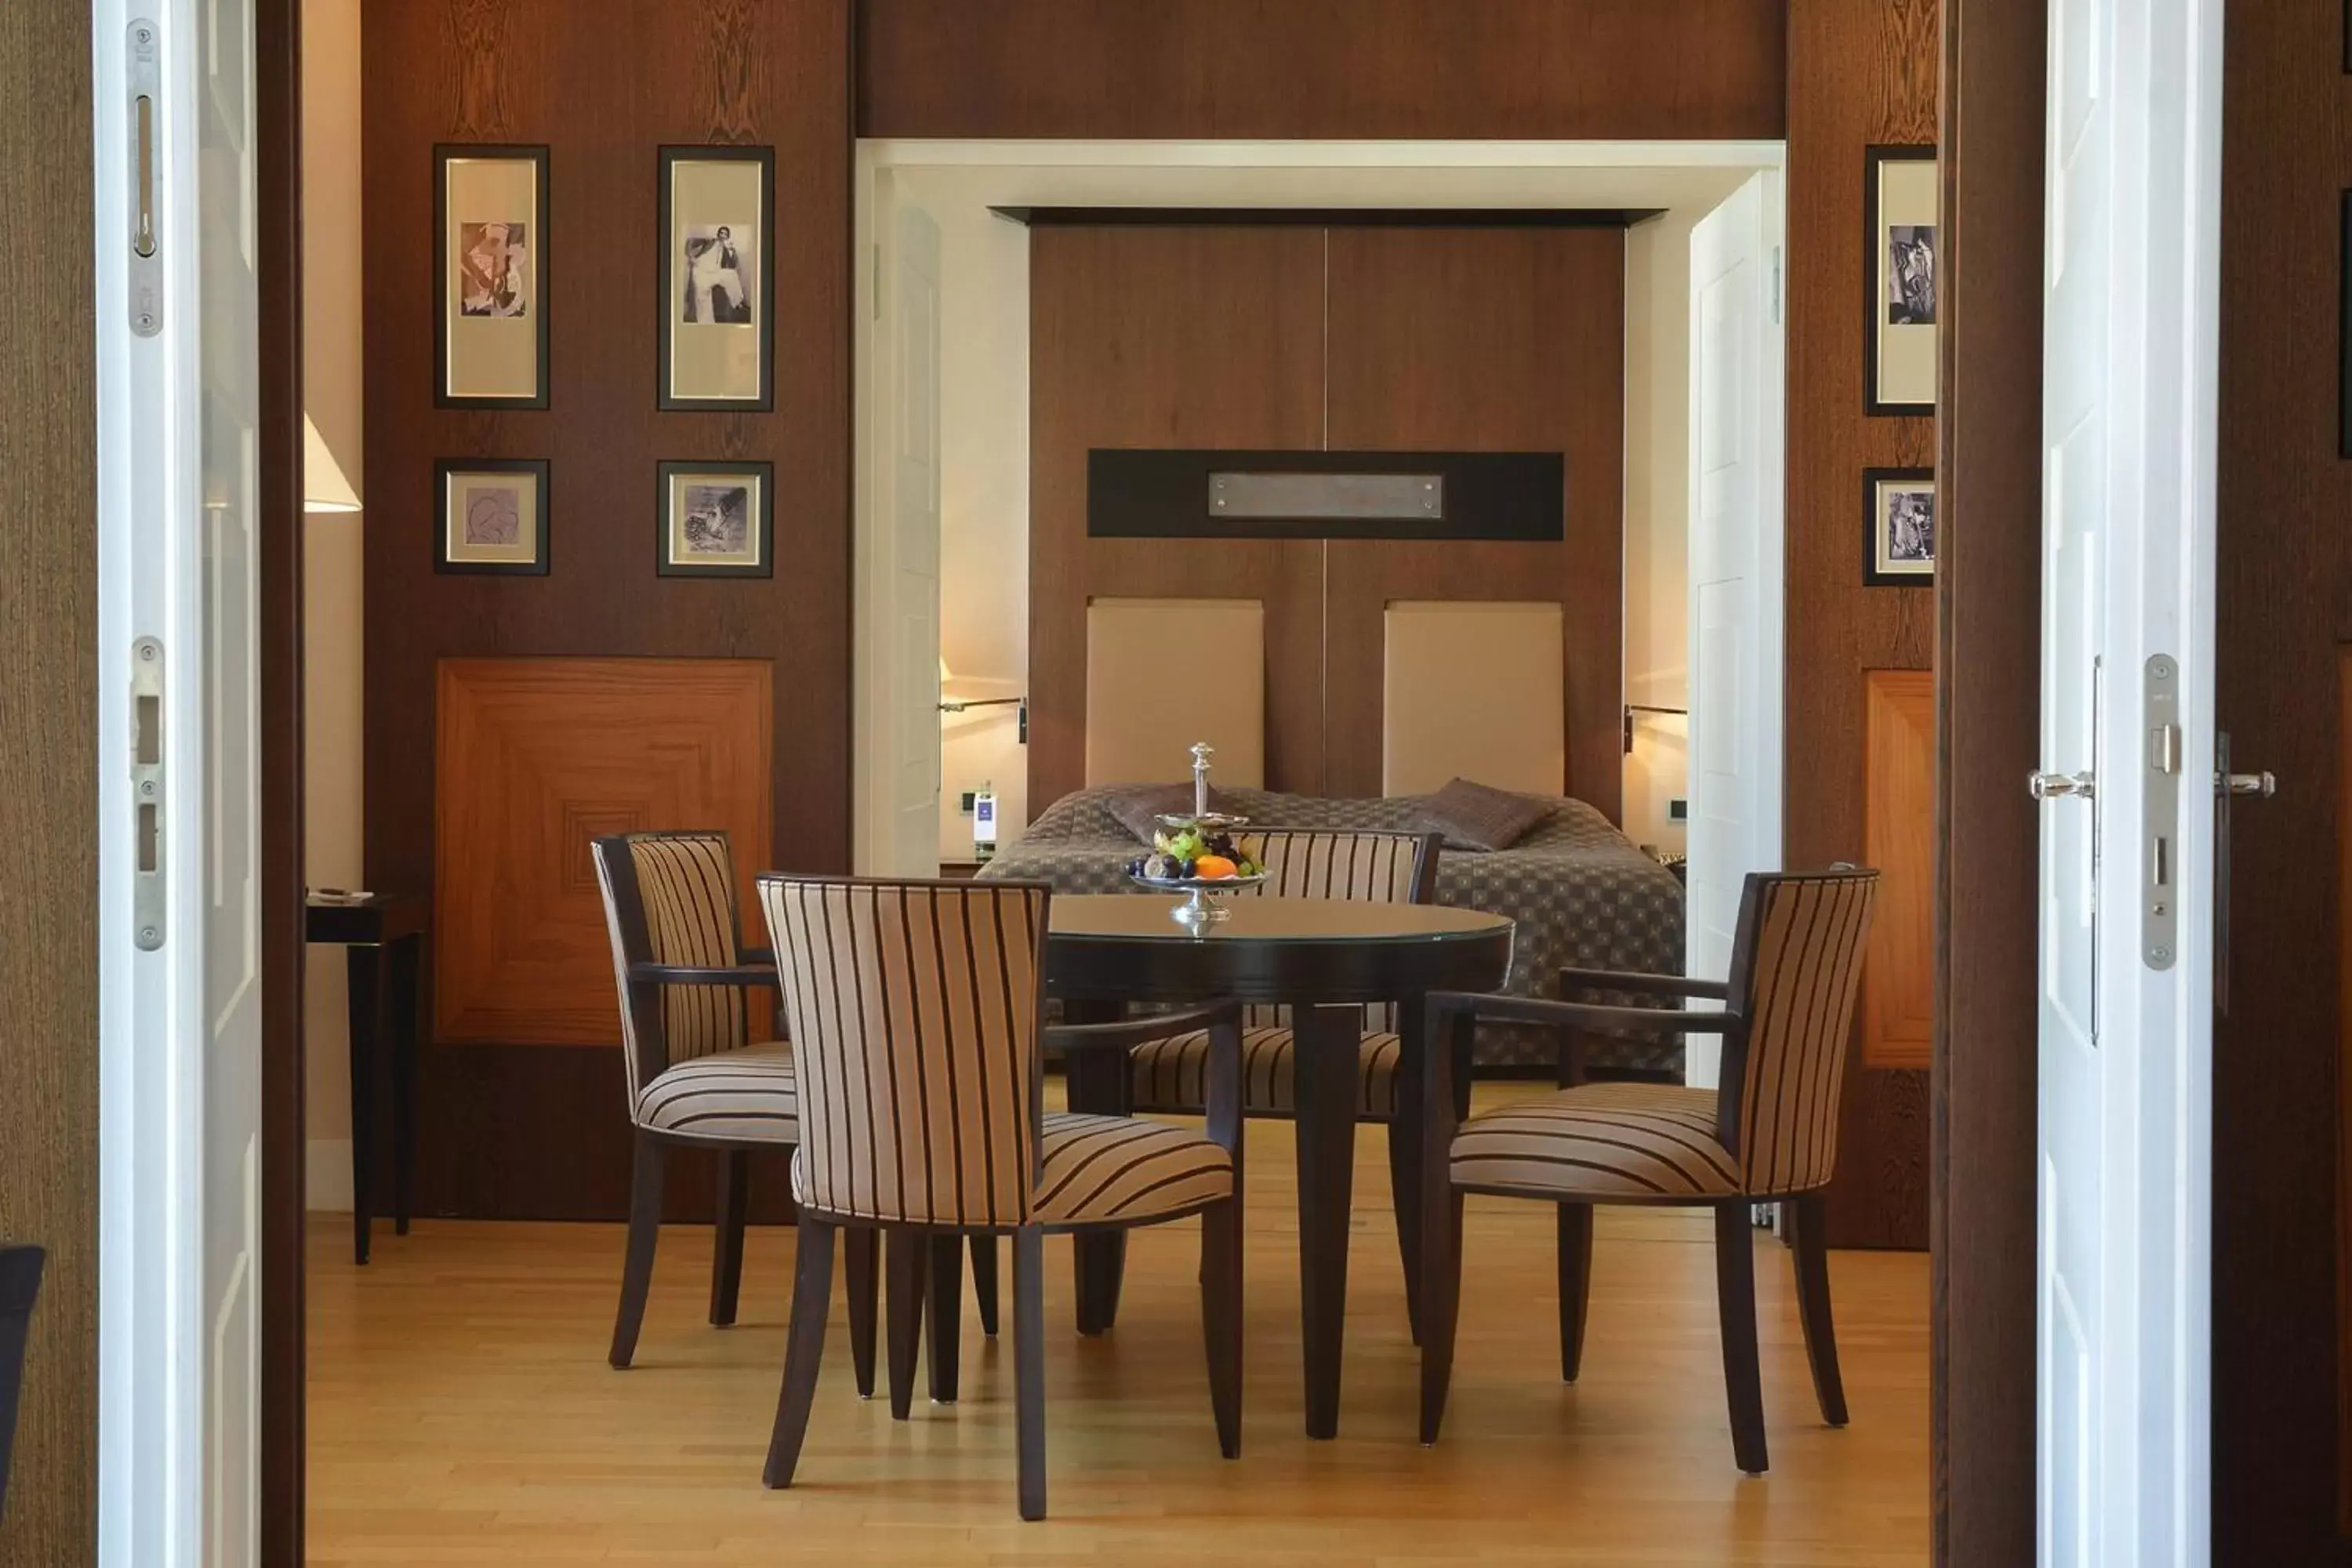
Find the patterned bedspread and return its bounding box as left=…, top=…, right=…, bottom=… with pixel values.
left=980, top=786, right=1688, bottom=1071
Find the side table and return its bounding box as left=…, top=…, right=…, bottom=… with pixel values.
left=305, top=893, right=426, bottom=1264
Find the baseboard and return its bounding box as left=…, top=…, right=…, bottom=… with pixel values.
left=307, top=1138, right=354, bottom=1213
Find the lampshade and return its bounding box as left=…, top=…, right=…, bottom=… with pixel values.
left=303, top=415, right=362, bottom=514
left=938, top=655, right=953, bottom=682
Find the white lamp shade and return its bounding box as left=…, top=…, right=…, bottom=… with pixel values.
left=303, top=415, right=362, bottom=514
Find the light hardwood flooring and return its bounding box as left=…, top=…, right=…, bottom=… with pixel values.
left=307, top=1091, right=1929, bottom=1565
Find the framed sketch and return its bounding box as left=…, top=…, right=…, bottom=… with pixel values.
left=1863, top=467, right=1936, bottom=586
left=435, top=145, right=550, bottom=408
left=1864, top=145, right=1938, bottom=416
left=657, top=147, right=775, bottom=411
left=657, top=460, right=773, bottom=578
left=436, top=459, right=550, bottom=575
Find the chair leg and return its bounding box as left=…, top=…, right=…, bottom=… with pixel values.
left=1014, top=1226, right=1047, bottom=1520
left=1789, top=1192, right=1850, bottom=1426
left=844, top=1225, right=879, bottom=1399
left=1557, top=1202, right=1594, bottom=1382
left=761, top=1214, right=836, bottom=1489
left=709, top=1149, right=750, bottom=1327
left=1201, top=1200, right=1243, bottom=1459
left=884, top=1229, right=927, bottom=1421
left=927, top=1233, right=964, bottom=1404
left=1417, top=1188, right=1465, bottom=1446
left=1713, top=1201, right=1770, bottom=1475
left=609, top=1132, right=666, bottom=1370
left=969, top=1235, right=1000, bottom=1337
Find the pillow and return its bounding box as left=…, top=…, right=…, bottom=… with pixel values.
left=1418, top=777, right=1552, bottom=852
left=1107, top=782, right=1239, bottom=844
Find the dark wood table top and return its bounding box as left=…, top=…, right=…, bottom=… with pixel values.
left=304, top=891, right=427, bottom=946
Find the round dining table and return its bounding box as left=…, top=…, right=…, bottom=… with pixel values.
left=1044, top=892, right=1515, bottom=1439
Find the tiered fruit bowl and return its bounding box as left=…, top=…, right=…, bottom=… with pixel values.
left=1127, top=814, right=1267, bottom=930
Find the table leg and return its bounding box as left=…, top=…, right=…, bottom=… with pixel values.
left=1387, top=999, right=1427, bottom=1345
left=1292, top=1002, right=1360, bottom=1439
left=388, top=932, right=422, bottom=1237
left=344, top=944, right=385, bottom=1265
left=1061, top=998, right=1129, bottom=1336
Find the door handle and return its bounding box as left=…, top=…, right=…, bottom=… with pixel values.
left=2029, top=769, right=2096, bottom=800
left=2222, top=771, right=2277, bottom=798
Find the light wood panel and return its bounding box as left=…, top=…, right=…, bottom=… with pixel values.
left=307, top=1087, right=1930, bottom=1564
left=0, top=0, right=97, bottom=1557
left=1322, top=226, right=1624, bottom=818
left=1863, top=670, right=1935, bottom=1071
left=434, top=657, right=773, bottom=1044
left=855, top=0, right=1788, bottom=141
left=1787, top=0, right=1940, bottom=1251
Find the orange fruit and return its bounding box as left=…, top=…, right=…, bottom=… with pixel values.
left=1192, top=854, right=1238, bottom=880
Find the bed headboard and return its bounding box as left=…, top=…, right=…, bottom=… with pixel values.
left=1085, top=597, right=1267, bottom=786
left=1381, top=601, right=1566, bottom=797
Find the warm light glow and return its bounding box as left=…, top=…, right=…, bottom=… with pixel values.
left=304, top=415, right=363, bottom=514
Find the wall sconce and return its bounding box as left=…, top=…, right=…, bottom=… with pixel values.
left=938, top=656, right=1029, bottom=743
left=1623, top=702, right=1687, bottom=753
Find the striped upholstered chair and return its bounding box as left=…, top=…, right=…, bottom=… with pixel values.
left=593, top=833, right=902, bottom=1390
left=755, top=875, right=1244, bottom=1521
left=1112, top=828, right=1443, bottom=1321
left=1415, top=868, right=1878, bottom=1475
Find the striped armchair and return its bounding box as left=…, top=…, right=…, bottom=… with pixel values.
left=1416, top=868, right=1878, bottom=1475
left=754, top=876, right=1244, bottom=1521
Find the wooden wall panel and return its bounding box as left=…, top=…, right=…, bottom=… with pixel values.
left=1862, top=670, right=1934, bottom=1070
left=2211, top=1, right=2352, bottom=1556
left=434, top=659, right=773, bottom=1044
left=1786, top=0, right=1940, bottom=1250
left=856, top=0, right=1788, bottom=142
left=362, top=0, right=849, bottom=1219
left=1323, top=227, right=1625, bottom=819
left=1028, top=227, right=1330, bottom=811
left=0, top=0, right=97, bottom=1555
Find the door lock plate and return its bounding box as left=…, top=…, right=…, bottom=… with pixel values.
left=2142, top=655, right=2180, bottom=970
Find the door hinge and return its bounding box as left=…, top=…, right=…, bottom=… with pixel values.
left=130, top=637, right=166, bottom=950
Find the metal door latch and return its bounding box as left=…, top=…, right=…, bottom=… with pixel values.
left=2028, top=770, right=2096, bottom=800
left=130, top=637, right=165, bottom=950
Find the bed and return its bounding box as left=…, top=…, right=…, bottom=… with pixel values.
left=979, top=784, right=1689, bottom=1072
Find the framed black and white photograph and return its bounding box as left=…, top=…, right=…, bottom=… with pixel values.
left=1864, top=145, right=1938, bottom=416
left=435, top=145, right=550, bottom=409
left=656, top=147, right=775, bottom=411
left=436, top=458, right=550, bottom=575
left=1863, top=467, right=1936, bottom=586
left=657, top=459, right=773, bottom=577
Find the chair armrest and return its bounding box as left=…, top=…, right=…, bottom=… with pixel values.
left=1557, top=966, right=1729, bottom=1003
left=1043, top=1001, right=1241, bottom=1056
left=1425, top=989, right=1735, bottom=1036
left=740, top=946, right=776, bottom=967
left=629, top=962, right=776, bottom=988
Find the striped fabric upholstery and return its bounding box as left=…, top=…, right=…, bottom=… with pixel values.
left=634, top=1047, right=799, bottom=1142
left=1450, top=1082, right=1738, bottom=1201
left=1729, top=871, right=1878, bottom=1195
left=758, top=877, right=1232, bottom=1229
left=1240, top=827, right=1428, bottom=1034
left=1131, top=1025, right=1403, bottom=1117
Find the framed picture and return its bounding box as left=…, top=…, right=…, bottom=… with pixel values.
left=657, top=460, right=773, bottom=578
left=1864, top=145, right=1938, bottom=416
left=1863, top=467, right=1936, bottom=586
left=435, top=145, right=550, bottom=409
left=436, top=458, right=550, bottom=575
left=656, top=147, right=775, bottom=411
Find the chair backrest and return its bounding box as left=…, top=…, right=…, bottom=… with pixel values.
left=0, top=1243, right=45, bottom=1530
left=592, top=832, right=753, bottom=1103
left=1719, top=869, right=1880, bottom=1195
left=1237, top=827, right=1439, bottom=1031
left=757, top=876, right=1050, bottom=1226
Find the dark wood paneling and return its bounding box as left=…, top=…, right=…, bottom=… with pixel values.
left=1028, top=226, right=1330, bottom=810
left=1933, top=1, right=2045, bottom=1561
left=1322, top=227, right=1626, bottom=818
left=362, top=0, right=851, bottom=1220
left=1787, top=0, right=1940, bottom=1251
left=0, top=0, right=97, bottom=1558
left=257, top=0, right=307, bottom=1554
left=856, top=0, right=1788, bottom=141
left=2214, top=0, right=2352, bottom=1559
left=1862, top=669, right=1934, bottom=1071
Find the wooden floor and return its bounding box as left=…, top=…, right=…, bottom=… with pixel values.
left=307, top=1094, right=1929, bottom=1565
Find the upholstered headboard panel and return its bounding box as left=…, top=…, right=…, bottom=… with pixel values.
left=1381, top=601, right=1566, bottom=797
left=1085, top=598, right=1266, bottom=787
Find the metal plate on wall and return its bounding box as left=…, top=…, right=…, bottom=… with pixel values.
left=1089, top=448, right=1563, bottom=541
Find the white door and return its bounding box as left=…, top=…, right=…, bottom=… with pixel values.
left=855, top=180, right=944, bottom=875
left=2034, top=0, right=2219, bottom=1560
left=1684, top=170, right=1785, bottom=1087
left=95, top=0, right=266, bottom=1562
